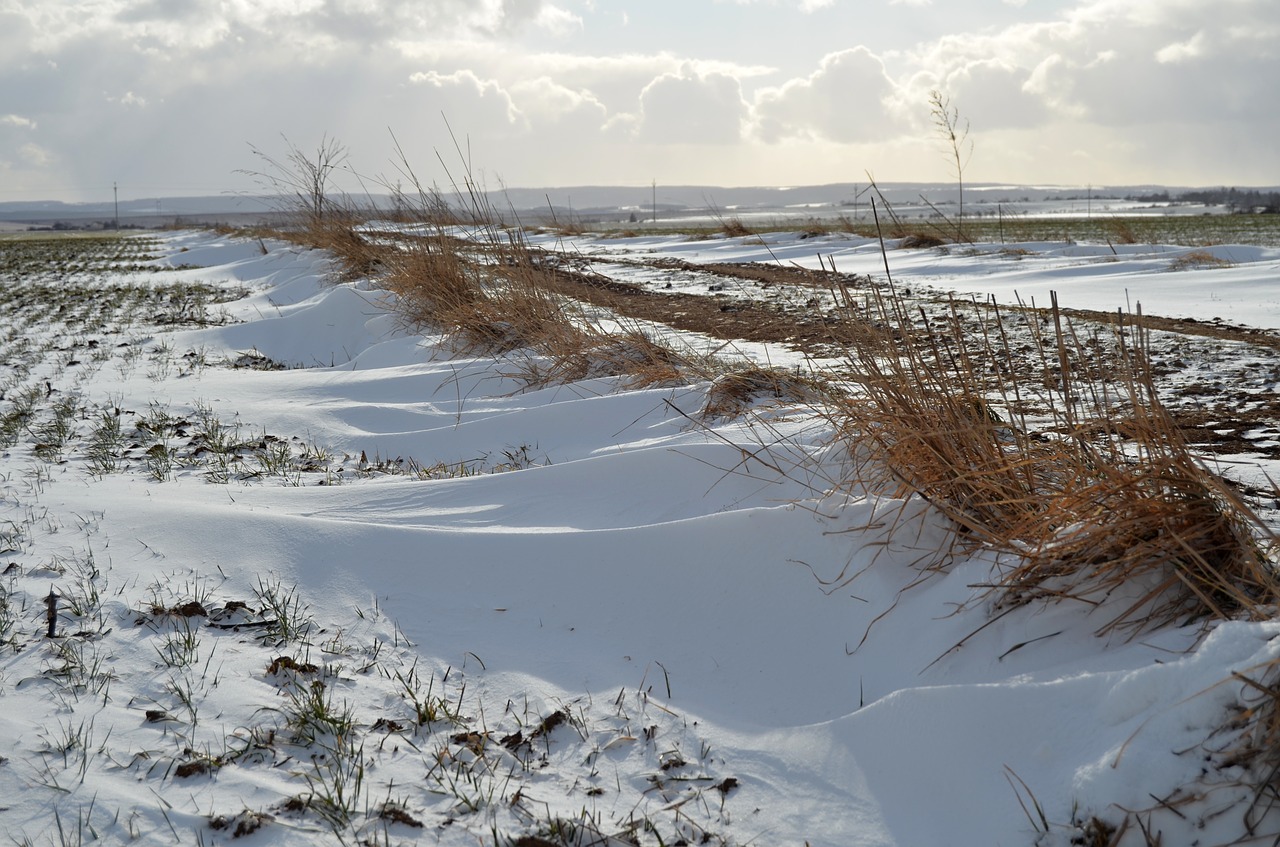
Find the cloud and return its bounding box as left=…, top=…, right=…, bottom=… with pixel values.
left=509, top=77, right=607, bottom=128
left=905, top=56, right=1051, bottom=131
left=634, top=66, right=748, bottom=144
left=1, top=0, right=1277, bottom=197
left=491, top=0, right=582, bottom=37
left=712, top=0, right=835, bottom=11
left=732, top=0, right=1277, bottom=184
left=110, top=91, right=150, bottom=108
left=1155, top=31, right=1207, bottom=64
left=1, top=114, right=37, bottom=129
left=895, top=0, right=1279, bottom=129
left=752, top=47, right=903, bottom=143
left=19, top=143, right=54, bottom=168
left=9, top=0, right=581, bottom=57
left=408, top=69, right=526, bottom=134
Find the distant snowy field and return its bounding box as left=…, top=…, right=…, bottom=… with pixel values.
left=1, top=229, right=1278, bottom=846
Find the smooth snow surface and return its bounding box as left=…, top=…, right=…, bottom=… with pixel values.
left=1, top=229, right=1278, bottom=846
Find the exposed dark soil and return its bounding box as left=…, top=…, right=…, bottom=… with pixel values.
left=537, top=262, right=859, bottom=356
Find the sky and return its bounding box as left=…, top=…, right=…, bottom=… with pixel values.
left=1, top=0, right=1277, bottom=203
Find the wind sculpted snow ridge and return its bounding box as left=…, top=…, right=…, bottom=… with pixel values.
left=0, top=229, right=1276, bottom=846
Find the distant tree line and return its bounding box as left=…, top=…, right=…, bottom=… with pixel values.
left=1130, top=188, right=1280, bottom=213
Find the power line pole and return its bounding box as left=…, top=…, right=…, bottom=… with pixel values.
left=113, top=182, right=119, bottom=230
left=652, top=179, right=657, bottom=224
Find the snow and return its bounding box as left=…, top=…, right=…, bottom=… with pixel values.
left=1, top=228, right=1278, bottom=846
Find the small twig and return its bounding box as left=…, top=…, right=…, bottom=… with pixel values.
left=997, top=630, right=1063, bottom=661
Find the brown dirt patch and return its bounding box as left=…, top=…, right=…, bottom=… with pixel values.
left=537, top=263, right=857, bottom=355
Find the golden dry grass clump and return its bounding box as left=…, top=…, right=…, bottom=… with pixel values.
left=529, top=331, right=688, bottom=388
left=836, top=284, right=1279, bottom=634
left=701, top=366, right=832, bottom=420
left=359, top=217, right=699, bottom=389
left=1169, top=249, right=1234, bottom=271
left=895, top=231, right=947, bottom=249
left=379, top=230, right=486, bottom=324
left=302, top=210, right=386, bottom=279
left=365, top=218, right=564, bottom=355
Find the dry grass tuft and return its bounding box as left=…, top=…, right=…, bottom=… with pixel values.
left=444, top=259, right=578, bottom=356
left=701, top=367, right=831, bottom=420
left=721, top=218, right=754, bottom=238
left=301, top=209, right=385, bottom=278
left=836, top=215, right=875, bottom=238
left=349, top=179, right=696, bottom=390
left=540, top=331, right=691, bottom=388
left=896, top=231, right=947, bottom=249
left=835, top=284, right=1279, bottom=633
left=1106, top=218, right=1140, bottom=245
left=378, top=229, right=485, bottom=325
left=551, top=221, right=587, bottom=237
left=1169, top=249, right=1234, bottom=271
left=797, top=219, right=831, bottom=239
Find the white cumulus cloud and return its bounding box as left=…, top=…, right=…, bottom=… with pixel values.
left=635, top=66, right=748, bottom=145
left=1, top=114, right=37, bottom=129
left=1156, top=30, right=1207, bottom=63
left=752, top=47, right=903, bottom=143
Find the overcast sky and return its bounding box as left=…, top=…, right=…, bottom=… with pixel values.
left=2, top=0, right=1276, bottom=203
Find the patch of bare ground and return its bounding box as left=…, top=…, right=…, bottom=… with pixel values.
left=1057, top=307, right=1280, bottom=352
left=635, top=257, right=857, bottom=290
left=530, top=261, right=861, bottom=356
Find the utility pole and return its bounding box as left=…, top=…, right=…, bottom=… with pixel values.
left=113, top=182, right=119, bottom=230
left=652, top=179, right=657, bottom=224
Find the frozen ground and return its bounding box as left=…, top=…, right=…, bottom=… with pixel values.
left=0, top=229, right=1278, bottom=846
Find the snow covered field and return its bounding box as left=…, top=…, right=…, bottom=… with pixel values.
left=1, top=228, right=1279, bottom=846
left=534, top=227, right=1280, bottom=332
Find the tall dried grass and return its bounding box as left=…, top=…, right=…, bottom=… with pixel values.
left=238, top=136, right=388, bottom=278
left=239, top=134, right=716, bottom=397
left=834, top=283, right=1278, bottom=633
left=366, top=167, right=702, bottom=388
left=303, top=209, right=386, bottom=279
